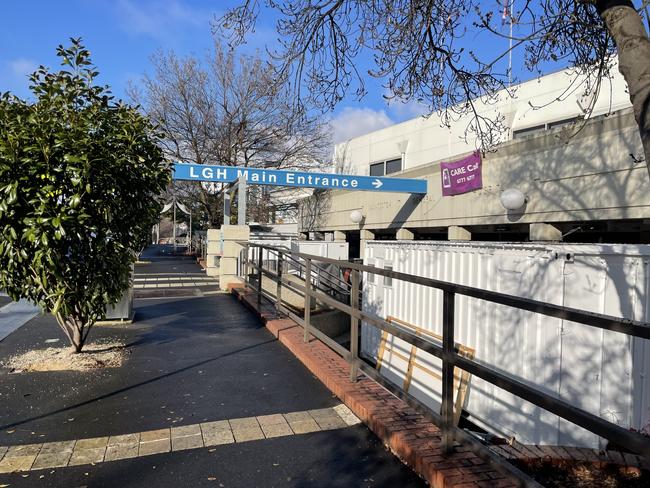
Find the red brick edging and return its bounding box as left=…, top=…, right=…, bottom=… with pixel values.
left=490, top=441, right=650, bottom=474
left=231, top=287, right=522, bottom=488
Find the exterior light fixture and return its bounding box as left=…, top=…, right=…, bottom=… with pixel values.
left=500, top=188, right=527, bottom=210
left=350, top=210, right=364, bottom=224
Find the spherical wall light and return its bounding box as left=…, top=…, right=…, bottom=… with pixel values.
left=500, top=188, right=527, bottom=210
left=349, top=210, right=364, bottom=224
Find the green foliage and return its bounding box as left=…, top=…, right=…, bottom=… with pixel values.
left=0, top=39, right=169, bottom=348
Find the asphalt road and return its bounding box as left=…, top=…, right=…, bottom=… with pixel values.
left=0, top=246, right=425, bottom=487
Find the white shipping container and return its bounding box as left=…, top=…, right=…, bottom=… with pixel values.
left=361, top=241, right=650, bottom=449
left=291, top=241, right=349, bottom=261
left=290, top=241, right=350, bottom=290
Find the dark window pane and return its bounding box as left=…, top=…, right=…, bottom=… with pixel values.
left=385, top=158, right=402, bottom=174
left=512, top=124, right=546, bottom=139
left=370, top=162, right=384, bottom=176
left=548, top=117, right=578, bottom=130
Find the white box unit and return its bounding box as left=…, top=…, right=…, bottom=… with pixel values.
left=291, top=241, right=349, bottom=291
left=362, top=240, right=650, bottom=449
left=247, top=239, right=293, bottom=274
left=291, top=241, right=349, bottom=261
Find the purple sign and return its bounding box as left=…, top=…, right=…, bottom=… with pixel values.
left=440, top=151, right=482, bottom=196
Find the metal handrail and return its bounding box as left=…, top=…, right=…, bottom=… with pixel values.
left=239, top=242, right=650, bottom=467
left=251, top=244, right=352, bottom=298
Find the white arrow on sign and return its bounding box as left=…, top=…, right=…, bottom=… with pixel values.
left=372, top=179, right=383, bottom=189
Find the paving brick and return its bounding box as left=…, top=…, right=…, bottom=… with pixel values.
left=260, top=422, right=293, bottom=438
left=68, top=447, right=106, bottom=466
left=31, top=450, right=72, bottom=470
left=230, top=417, right=264, bottom=442
left=308, top=408, right=347, bottom=430
left=108, top=433, right=140, bottom=446
left=104, top=443, right=139, bottom=461
left=333, top=404, right=361, bottom=426
left=232, top=427, right=265, bottom=442
left=287, top=419, right=321, bottom=434
left=171, top=424, right=202, bottom=438
left=5, top=444, right=42, bottom=457
left=201, top=420, right=231, bottom=433
left=40, top=440, right=75, bottom=454
left=202, top=428, right=235, bottom=446
left=140, top=428, right=170, bottom=443
left=172, top=434, right=203, bottom=451
left=74, top=437, right=109, bottom=450
left=229, top=417, right=260, bottom=430
left=139, top=438, right=170, bottom=456
left=284, top=411, right=313, bottom=423
left=0, top=454, right=36, bottom=473
left=257, top=414, right=287, bottom=427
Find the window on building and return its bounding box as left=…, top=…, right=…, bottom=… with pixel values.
left=385, top=158, right=402, bottom=175
left=384, top=265, right=393, bottom=287
left=370, top=162, right=384, bottom=176
left=513, top=116, right=583, bottom=140
left=369, top=157, right=402, bottom=176
left=548, top=117, right=579, bottom=130
left=512, top=124, right=546, bottom=139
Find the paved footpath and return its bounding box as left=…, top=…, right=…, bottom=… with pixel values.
left=0, top=299, right=40, bottom=342
left=0, top=246, right=425, bottom=487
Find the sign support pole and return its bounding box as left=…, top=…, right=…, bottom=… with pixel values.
left=224, top=191, right=231, bottom=225
left=238, top=177, right=247, bottom=225
left=173, top=196, right=177, bottom=254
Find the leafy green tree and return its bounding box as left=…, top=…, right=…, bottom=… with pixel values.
left=0, top=39, right=169, bottom=352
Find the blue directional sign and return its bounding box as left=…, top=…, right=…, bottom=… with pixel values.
left=173, top=163, right=427, bottom=194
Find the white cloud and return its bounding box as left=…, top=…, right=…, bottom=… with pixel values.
left=387, top=98, right=429, bottom=121
left=114, top=0, right=212, bottom=40
left=0, top=58, right=37, bottom=97
left=8, top=58, right=37, bottom=78
left=330, top=106, right=394, bottom=144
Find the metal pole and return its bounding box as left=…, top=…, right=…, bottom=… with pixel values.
left=188, top=210, right=192, bottom=253
left=442, top=290, right=456, bottom=454
left=257, top=246, right=263, bottom=309
left=173, top=197, right=177, bottom=254
left=224, top=189, right=231, bottom=225
left=350, top=269, right=360, bottom=382
left=238, top=178, right=247, bottom=225
left=304, top=259, right=312, bottom=343
left=276, top=252, right=283, bottom=313
left=244, top=244, right=250, bottom=287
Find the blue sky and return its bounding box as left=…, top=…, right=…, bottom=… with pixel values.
left=0, top=0, right=533, bottom=143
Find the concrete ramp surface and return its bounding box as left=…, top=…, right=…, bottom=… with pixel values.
left=0, top=299, right=40, bottom=342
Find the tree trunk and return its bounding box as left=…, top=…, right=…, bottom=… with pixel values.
left=54, top=313, right=88, bottom=353
left=72, top=326, right=83, bottom=353
left=597, top=1, right=650, bottom=178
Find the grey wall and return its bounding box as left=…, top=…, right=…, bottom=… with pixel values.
left=300, top=109, right=649, bottom=233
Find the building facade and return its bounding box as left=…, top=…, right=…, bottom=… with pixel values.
left=299, top=66, right=649, bottom=257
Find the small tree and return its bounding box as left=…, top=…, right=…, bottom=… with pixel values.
left=0, top=39, right=169, bottom=352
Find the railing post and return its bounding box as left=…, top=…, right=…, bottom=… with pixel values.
left=442, top=290, right=455, bottom=454
left=304, top=259, right=312, bottom=343
left=257, top=246, right=263, bottom=309
left=349, top=269, right=360, bottom=382
left=243, top=244, right=249, bottom=287
left=276, top=252, right=283, bottom=313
